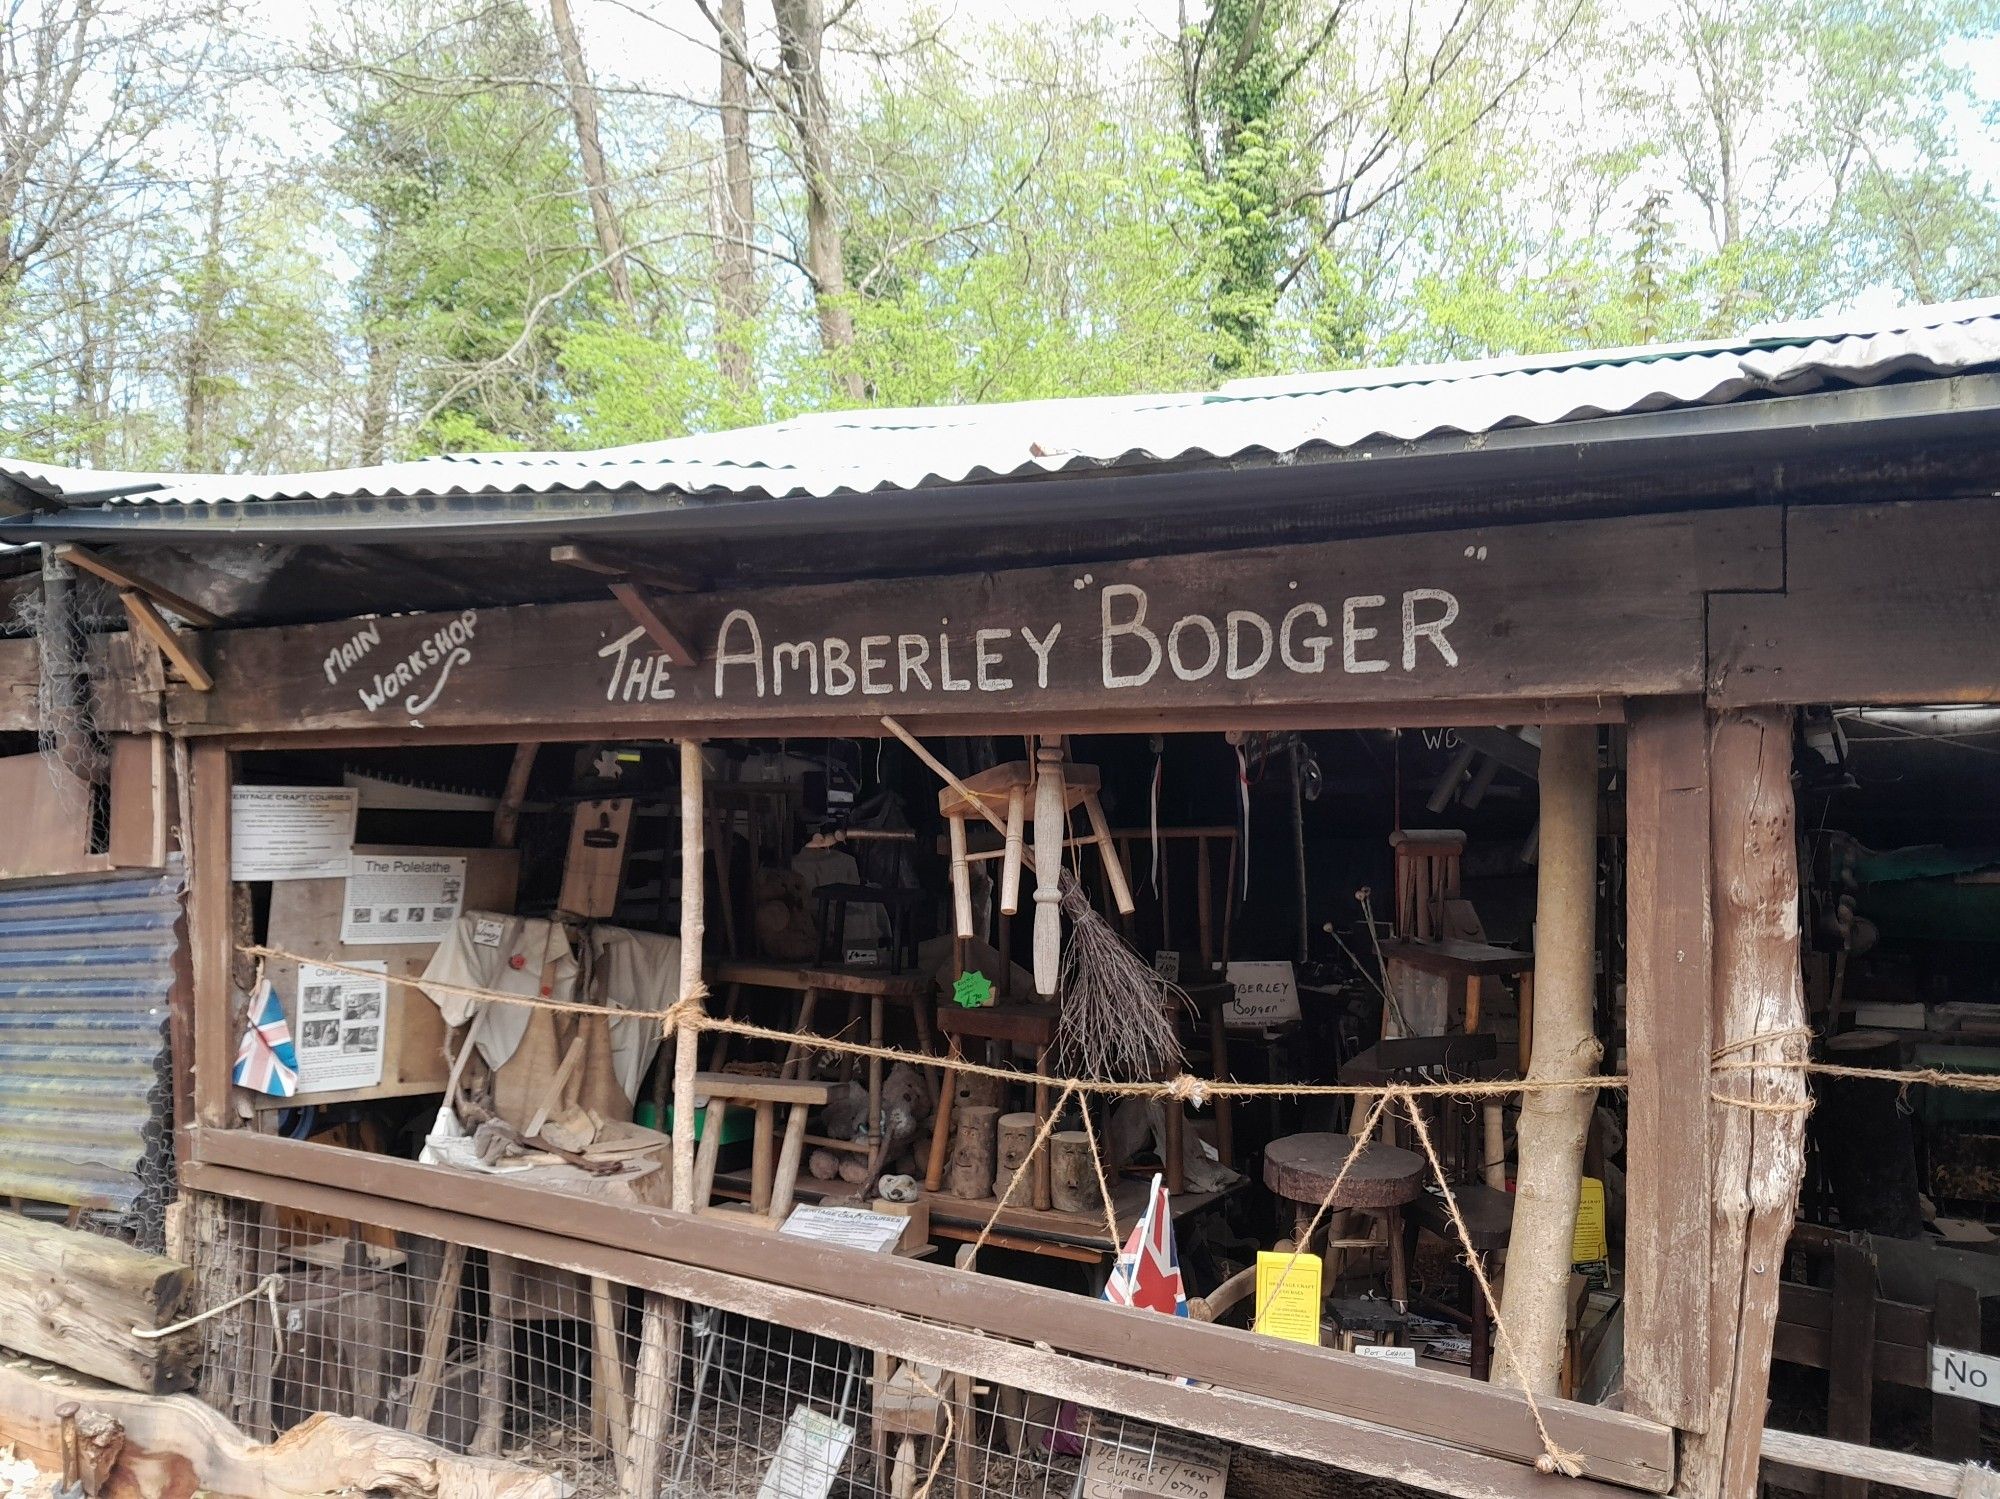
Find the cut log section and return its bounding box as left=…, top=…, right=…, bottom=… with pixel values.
left=947, top=1106, right=999, bottom=1200
left=0, top=1211, right=198, bottom=1392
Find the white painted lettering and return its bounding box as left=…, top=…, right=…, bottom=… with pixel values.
left=713, top=609, right=767, bottom=698
left=1402, top=588, right=1460, bottom=669
left=975, top=628, right=1012, bottom=691
left=1342, top=594, right=1389, bottom=674
left=1280, top=603, right=1331, bottom=673
left=939, top=633, right=972, bottom=691
left=1019, top=622, right=1061, bottom=689
left=1167, top=614, right=1221, bottom=681
left=823, top=637, right=856, bottom=696
left=860, top=634, right=893, bottom=695
left=774, top=640, right=819, bottom=695
left=1226, top=610, right=1273, bottom=680
left=1101, top=584, right=1161, bottom=689
left=896, top=634, right=933, bottom=692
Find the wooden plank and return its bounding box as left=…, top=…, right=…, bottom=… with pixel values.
left=1760, top=1428, right=2000, bottom=1499
left=492, top=743, right=538, bottom=848
left=179, top=508, right=1775, bottom=738
left=1824, top=1241, right=1877, bottom=1499
left=120, top=591, right=212, bottom=691
left=550, top=542, right=701, bottom=594
left=55, top=543, right=222, bottom=628
left=1778, top=1282, right=1929, bottom=1349
left=557, top=798, right=632, bottom=919
left=1678, top=709, right=1810, bottom=1499
left=406, top=1241, right=467, bottom=1436
left=1621, top=697, right=1712, bottom=1431
left=0, top=1210, right=198, bottom=1391
left=0, top=752, right=92, bottom=879
left=190, top=1129, right=1675, bottom=1492
left=187, top=743, right=234, bottom=1131
left=693, top=1071, right=834, bottom=1106
left=106, top=732, right=169, bottom=868
left=183, top=1158, right=1652, bottom=1499
left=1930, top=1281, right=1980, bottom=1466
left=1710, top=497, right=2000, bottom=707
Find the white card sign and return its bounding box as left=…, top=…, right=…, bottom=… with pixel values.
left=341, top=854, right=467, bottom=945
left=1223, top=960, right=1301, bottom=1028
left=294, top=961, right=388, bottom=1093
left=231, top=787, right=357, bottom=881
left=1353, top=1344, right=1417, bottom=1366
left=1080, top=1429, right=1230, bottom=1499
left=1932, top=1344, right=2000, bottom=1406
left=780, top=1204, right=908, bottom=1255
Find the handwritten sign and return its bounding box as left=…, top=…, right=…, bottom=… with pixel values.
left=952, top=970, right=994, bottom=1008
left=1080, top=1429, right=1230, bottom=1499
left=1222, top=961, right=1300, bottom=1029
left=231, top=787, right=357, bottom=880
left=1354, top=1344, right=1417, bottom=1366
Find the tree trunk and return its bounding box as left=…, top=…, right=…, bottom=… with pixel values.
left=714, top=0, right=756, bottom=392
left=1677, top=708, right=1810, bottom=1499
left=549, top=0, right=635, bottom=316
left=771, top=0, right=863, bottom=399
left=0, top=1210, right=199, bottom=1392
left=182, top=169, right=226, bottom=470
left=1493, top=723, right=1600, bottom=1395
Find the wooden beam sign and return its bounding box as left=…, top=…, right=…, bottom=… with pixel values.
left=174, top=509, right=1778, bottom=739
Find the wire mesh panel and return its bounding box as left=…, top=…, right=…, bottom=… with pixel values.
left=184, top=1192, right=1290, bottom=1499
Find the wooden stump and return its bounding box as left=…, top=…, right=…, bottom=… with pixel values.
left=955, top=1071, right=1005, bottom=1114
left=993, top=1113, right=1038, bottom=1203
left=0, top=1210, right=198, bottom=1392
left=1051, top=1131, right=1099, bottom=1215
left=947, top=1106, right=999, bottom=1200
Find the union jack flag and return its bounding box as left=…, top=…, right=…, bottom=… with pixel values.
left=1102, top=1174, right=1187, bottom=1319
left=233, top=979, right=299, bottom=1097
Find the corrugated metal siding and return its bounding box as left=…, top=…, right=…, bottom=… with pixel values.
left=0, top=865, right=182, bottom=1224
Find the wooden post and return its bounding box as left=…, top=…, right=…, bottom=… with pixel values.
left=1032, top=738, right=1065, bottom=996
left=623, top=738, right=706, bottom=1499
left=1823, top=1240, right=1877, bottom=1499
left=186, top=743, right=235, bottom=1132
left=1678, top=707, right=1810, bottom=1499
left=1623, top=698, right=1712, bottom=1431
left=1494, top=723, right=1600, bottom=1395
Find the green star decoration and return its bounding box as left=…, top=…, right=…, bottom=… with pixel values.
left=951, top=970, right=994, bottom=1008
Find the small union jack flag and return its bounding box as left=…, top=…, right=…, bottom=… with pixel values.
left=233, top=978, right=299, bottom=1097
left=1103, top=1174, right=1187, bottom=1319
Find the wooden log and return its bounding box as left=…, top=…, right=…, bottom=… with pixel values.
left=947, top=1106, right=1000, bottom=1200
left=1679, top=708, right=1810, bottom=1499
left=1050, top=1131, right=1100, bottom=1216
left=0, top=1360, right=567, bottom=1499
left=1494, top=724, right=1600, bottom=1395
left=405, top=1241, right=467, bottom=1436
left=622, top=1292, right=680, bottom=1498
left=0, top=1211, right=197, bottom=1393
left=993, top=1113, right=1038, bottom=1204
left=471, top=1252, right=514, bottom=1456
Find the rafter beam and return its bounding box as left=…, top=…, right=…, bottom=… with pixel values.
left=607, top=581, right=697, bottom=666
left=120, top=590, right=213, bottom=691
left=549, top=543, right=700, bottom=595
left=55, top=543, right=220, bottom=628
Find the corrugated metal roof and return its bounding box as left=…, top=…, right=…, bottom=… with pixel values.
left=0, top=865, right=182, bottom=1231
left=24, top=297, right=2000, bottom=510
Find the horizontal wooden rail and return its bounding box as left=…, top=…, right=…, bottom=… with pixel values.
left=189, top=1128, right=1673, bottom=1492
left=183, top=1158, right=1643, bottom=1499
left=1761, top=1428, right=2000, bottom=1497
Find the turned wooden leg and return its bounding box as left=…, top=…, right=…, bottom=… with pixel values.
left=924, top=1036, right=963, bottom=1194
left=1032, top=1044, right=1052, bottom=1212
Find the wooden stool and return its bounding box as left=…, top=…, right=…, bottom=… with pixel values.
left=1263, top=1132, right=1424, bottom=1309
left=688, top=1071, right=832, bottom=1228
left=1389, top=829, right=1465, bottom=942
left=925, top=1002, right=1059, bottom=1210
left=813, top=882, right=925, bottom=971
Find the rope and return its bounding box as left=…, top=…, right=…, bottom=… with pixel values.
left=1074, top=1093, right=1125, bottom=1256
left=1398, top=1096, right=1586, bottom=1477
left=134, top=1272, right=286, bottom=1359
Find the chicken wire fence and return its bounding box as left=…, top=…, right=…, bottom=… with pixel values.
left=181, top=1191, right=1260, bottom=1499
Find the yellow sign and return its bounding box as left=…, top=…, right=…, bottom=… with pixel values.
left=1253, top=1250, right=1323, bottom=1345
left=1572, top=1176, right=1609, bottom=1263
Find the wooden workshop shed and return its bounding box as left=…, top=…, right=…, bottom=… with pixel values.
left=2, top=298, right=1999, bottom=1499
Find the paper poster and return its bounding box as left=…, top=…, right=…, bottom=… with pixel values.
left=1080, top=1429, right=1230, bottom=1499
left=757, top=1406, right=854, bottom=1499
left=1252, top=1250, right=1322, bottom=1345
left=294, top=961, right=387, bottom=1092
left=779, top=1204, right=908, bottom=1254
left=231, top=787, right=357, bottom=880
left=1223, top=960, right=1301, bottom=1028
left=1572, top=1175, right=1609, bottom=1263
left=341, top=854, right=467, bottom=945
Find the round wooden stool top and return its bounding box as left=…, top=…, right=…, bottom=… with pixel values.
left=1263, top=1132, right=1424, bottom=1211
